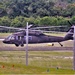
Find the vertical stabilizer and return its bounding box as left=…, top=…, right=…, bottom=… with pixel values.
left=64, top=26, right=74, bottom=40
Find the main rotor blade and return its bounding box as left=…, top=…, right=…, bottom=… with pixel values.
left=0, top=24, right=33, bottom=31
left=0, top=25, right=67, bottom=33
left=29, top=30, right=67, bottom=33
left=31, top=26, right=67, bottom=29
left=0, top=26, right=26, bottom=31
left=68, top=21, right=73, bottom=26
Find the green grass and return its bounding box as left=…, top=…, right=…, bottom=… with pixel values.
left=0, top=51, right=74, bottom=74
left=0, top=62, right=47, bottom=74
left=0, top=61, right=74, bottom=74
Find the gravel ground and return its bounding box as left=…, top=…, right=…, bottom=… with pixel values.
left=0, top=44, right=73, bottom=51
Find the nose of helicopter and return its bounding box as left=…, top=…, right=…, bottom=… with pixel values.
left=3, top=39, right=9, bottom=43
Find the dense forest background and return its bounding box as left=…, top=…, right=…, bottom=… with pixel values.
left=0, top=0, right=75, bottom=28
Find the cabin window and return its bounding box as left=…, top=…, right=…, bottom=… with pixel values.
left=15, top=36, right=20, bottom=40
left=18, top=36, right=22, bottom=40
left=17, top=36, right=20, bottom=40
left=16, top=36, right=24, bottom=40
left=29, top=36, right=32, bottom=40
left=15, top=36, right=18, bottom=40
left=16, top=36, right=32, bottom=40
left=24, top=36, right=32, bottom=40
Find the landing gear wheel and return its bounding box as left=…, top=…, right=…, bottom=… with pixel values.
left=21, top=44, right=24, bottom=47
left=15, top=44, right=19, bottom=47
left=21, top=41, right=24, bottom=47
left=52, top=44, right=54, bottom=46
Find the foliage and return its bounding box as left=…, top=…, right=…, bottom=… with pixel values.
left=0, top=16, right=11, bottom=26
left=0, top=16, right=73, bottom=28
left=70, top=16, right=75, bottom=24
left=39, top=16, right=58, bottom=26
left=0, top=0, right=75, bottom=32
left=0, top=0, right=75, bottom=17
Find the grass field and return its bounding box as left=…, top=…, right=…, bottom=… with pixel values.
left=0, top=33, right=74, bottom=74
left=0, top=51, right=75, bottom=74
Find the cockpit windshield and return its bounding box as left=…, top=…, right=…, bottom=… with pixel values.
left=6, top=35, right=15, bottom=40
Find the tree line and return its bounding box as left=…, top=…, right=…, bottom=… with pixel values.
left=0, top=0, right=75, bottom=32
left=0, top=0, right=75, bottom=18
left=0, top=16, right=75, bottom=27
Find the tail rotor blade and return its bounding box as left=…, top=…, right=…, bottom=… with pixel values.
left=68, top=21, right=72, bottom=26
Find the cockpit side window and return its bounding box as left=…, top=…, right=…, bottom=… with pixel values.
left=7, top=35, right=15, bottom=40
left=11, top=36, right=15, bottom=40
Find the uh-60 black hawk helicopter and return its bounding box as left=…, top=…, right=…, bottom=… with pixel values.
left=0, top=22, right=74, bottom=47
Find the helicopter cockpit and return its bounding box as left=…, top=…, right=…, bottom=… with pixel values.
left=6, top=35, right=15, bottom=40
left=4, top=35, right=15, bottom=42
left=3, top=35, right=15, bottom=44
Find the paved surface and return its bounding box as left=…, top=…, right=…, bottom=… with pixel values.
left=0, top=46, right=73, bottom=51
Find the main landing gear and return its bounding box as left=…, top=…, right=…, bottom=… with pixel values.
left=51, top=42, right=63, bottom=47
left=58, top=42, right=63, bottom=47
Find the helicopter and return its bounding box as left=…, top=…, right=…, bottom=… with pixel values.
left=0, top=22, right=74, bottom=47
